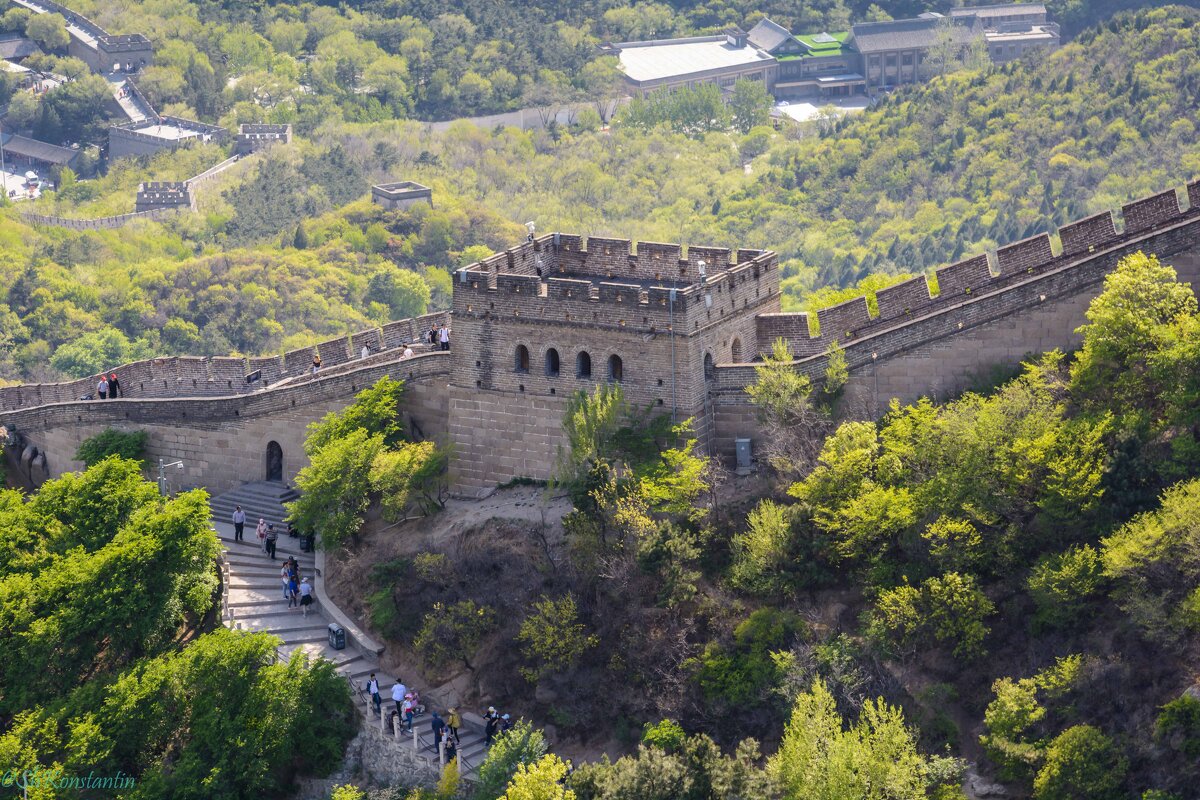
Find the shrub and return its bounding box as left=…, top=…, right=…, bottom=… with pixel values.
left=474, top=721, right=547, bottom=800
left=74, top=428, right=149, bottom=467
left=1032, top=725, right=1126, bottom=800
left=1155, top=694, right=1200, bottom=758
left=517, top=594, right=598, bottom=682
left=1027, top=545, right=1106, bottom=631
left=641, top=719, right=687, bottom=752
left=696, top=608, right=805, bottom=708
left=867, top=573, right=994, bottom=660
left=413, top=600, right=497, bottom=672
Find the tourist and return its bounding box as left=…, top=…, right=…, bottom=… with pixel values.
left=439, top=325, right=450, bottom=351
left=287, top=573, right=299, bottom=608
left=430, top=711, right=446, bottom=749
left=108, top=372, right=122, bottom=398
left=286, top=522, right=299, bottom=539
left=402, top=345, right=414, bottom=359
left=361, top=344, right=370, bottom=359
left=447, top=707, right=461, bottom=744
left=428, top=326, right=437, bottom=345
left=280, top=563, right=290, bottom=599
left=265, top=524, right=278, bottom=559
left=500, top=713, right=513, bottom=734
left=311, top=354, right=322, bottom=374
left=484, top=707, right=499, bottom=744
left=443, top=729, right=457, bottom=764
left=391, top=681, right=408, bottom=720
left=232, top=505, right=246, bottom=541
left=403, top=693, right=416, bottom=732
left=298, top=576, right=313, bottom=617
left=256, top=518, right=267, bottom=551
left=366, top=674, right=381, bottom=714
left=96, top=375, right=109, bottom=400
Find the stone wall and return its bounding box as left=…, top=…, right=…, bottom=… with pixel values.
left=1, top=355, right=450, bottom=494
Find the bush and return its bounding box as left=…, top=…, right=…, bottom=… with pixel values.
left=1155, top=694, right=1200, bottom=758
left=413, top=600, right=496, bottom=672
left=74, top=428, right=149, bottom=467
left=641, top=719, right=687, bottom=752
left=867, top=573, right=994, bottom=660
left=1032, top=725, right=1127, bottom=800
left=517, top=594, right=598, bottom=683
left=1027, top=545, right=1106, bottom=631
left=696, top=608, right=805, bottom=708
left=474, top=721, right=547, bottom=800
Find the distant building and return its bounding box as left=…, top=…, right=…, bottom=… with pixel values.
left=601, top=28, right=776, bottom=98
left=371, top=181, right=433, bottom=210
left=108, top=117, right=228, bottom=160
left=0, top=32, right=43, bottom=63
left=0, top=132, right=80, bottom=171
left=607, top=3, right=1058, bottom=100
left=135, top=181, right=193, bottom=212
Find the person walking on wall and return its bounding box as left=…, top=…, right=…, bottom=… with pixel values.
left=256, top=518, right=267, bottom=551
left=439, top=325, right=450, bottom=351
left=265, top=524, right=278, bottom=559
left=96, top=375, right=109, bottom=400
left=287, top=573, right=299, bottom=608
left=280, top=562, right=290, bottom=599
left=447, top=707, right=462, bottom=744
left=108, top=372, right=122, bottom=398
left=299, top=576, right=313, bottom=617
left=391, top=681, right=408, bottom=720
left=361, top=344, right=370, bottom=359
left=232, top=505, right=246, bottom=541
left=430, top=711, right=446, bottom=752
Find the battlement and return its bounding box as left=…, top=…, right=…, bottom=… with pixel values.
left=97, top=33, right=151, bottom=52
left=454, top=233, right=778, bottom=334
left=749, top=181, right=1199, bottom=358
left=235, top=123, right=292, bottom=155
left=371, top=181, right=433, bottom=210
left=109, top=116, right=228, bottom=159
left=135, top=181, right=192, bottom=212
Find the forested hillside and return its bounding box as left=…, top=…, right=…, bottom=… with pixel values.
left=3, top=9, right=1200, bottom=386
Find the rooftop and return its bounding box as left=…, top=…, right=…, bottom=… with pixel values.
left=948, top=3, right=1047, bottom=18
left=788, top=31, right=852, bottom=58
left=615, top=36, right=774, bottom=83
left=0, top=34, right=42, bottom=61
left=984, top=23, right=1059, bottom=41
left=849, top=16, right=984, bottom=53
left=0, top=133, right=79, bottom=166
left=128, top=122, right=203, bottom=141
left=746, top=17, right=795, bottom=53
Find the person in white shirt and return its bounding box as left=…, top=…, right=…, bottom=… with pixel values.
left=280, top=563, right=290, bottom=599
left=96, top=376, right=109, bottom=399
left=361, top=345, right=370, bottom=359
left=298, top=577, right=313, bottom=617
left=402, top=345, right=414, bottom=359
left=366, top=674, right=381, bottom=713
left=232, top=506, right=246, bottom=542
left=438, top=325, right=450, bottom=351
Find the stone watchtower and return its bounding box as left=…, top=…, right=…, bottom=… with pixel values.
left=448, top=233, right=780, bottom=491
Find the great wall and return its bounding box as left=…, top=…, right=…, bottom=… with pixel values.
left=4, top=180, right=1200, bottom=494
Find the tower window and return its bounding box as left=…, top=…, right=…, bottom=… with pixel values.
left=577, top=351, right=592, bottom=378
left=608, top=355, right=624, bottom=383
left=515, top=345, right=530, bottom=373
left=545, top=348, right=560, bottom=377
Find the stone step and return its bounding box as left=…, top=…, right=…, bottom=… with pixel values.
left=227, top=587, right=292, bottom=606
left=227, top=575, right=294, bottom=590
left=232, top=606, right=308, bottom=620
left=280, top=641, right=366, bottom=668
left=231, top=612, right=328, bottom=633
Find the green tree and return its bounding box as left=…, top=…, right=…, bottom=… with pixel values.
left=1026, top=545, right=1106, bottom=631
left=414, top=600, right=496, bottom=672
left=1032, top=725, right=1127, bottom=800
left=288, top=428, right=383, bottom=549
left=474, top=722, right=547, bottom=800
left=50, top=328, right=154, bottom=379
left=746, top=339, right=827, bottom=479
left=867, top=573, right=994, bottom=660
left=305, top=377, right=409, bottom=454
left=25, top=13, right=69, bottom=51
left=74, top=429, right=149, bottom=467
left=502, top=754, right=576, bottom=800
left=517, top=594, right=598, bottom=682
left=728, top=78, right=772, bottom=134
left=771, top=680, right=941, bottom=800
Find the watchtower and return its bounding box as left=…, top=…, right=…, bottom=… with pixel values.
left=448, top=233, right=781, bottom=491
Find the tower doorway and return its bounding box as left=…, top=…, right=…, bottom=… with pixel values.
left=266, top=441, right=283, bottom=482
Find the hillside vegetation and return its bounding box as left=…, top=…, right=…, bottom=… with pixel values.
left=3, top=10, right=1200, bottom=386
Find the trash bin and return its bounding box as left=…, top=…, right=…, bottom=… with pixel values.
left=328, top=623, right=345, bottom=650
left=735, top=438, right=753, bottom=470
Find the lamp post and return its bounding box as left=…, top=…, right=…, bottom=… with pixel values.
left=157, top=458, right=184, bottom=495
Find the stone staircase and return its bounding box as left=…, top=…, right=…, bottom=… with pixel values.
left=210, top=480, right=299, bottom=530
left=211, top=484, right=490, bottom=781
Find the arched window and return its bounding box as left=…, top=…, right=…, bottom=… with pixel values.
left=608, top=354, right=623, bottom=383
left=577, top=351, right=592, bottom=378
left=731, top=337, right=743, bottom=362
left=515, top=345, right=530, bottom=373
left=545, top=348, right=560, bottom=377
left=704, top=352, right=714, bottom=380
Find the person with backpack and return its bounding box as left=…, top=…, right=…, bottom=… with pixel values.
left=366, top=674, right=381, bottom=715
left=484, top=707, right=499, bottom=744
left=447, top=707, right=462, bottom=744
left=287, top=573, right=299, bottom=609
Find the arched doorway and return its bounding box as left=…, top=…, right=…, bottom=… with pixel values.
left=704, top=352, right=714, bottom=380
left=608, top=354, right=623, bottom=383
left=266, top=441, right=283, bottom=482
left=731, top=338, right=743, bottom=362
